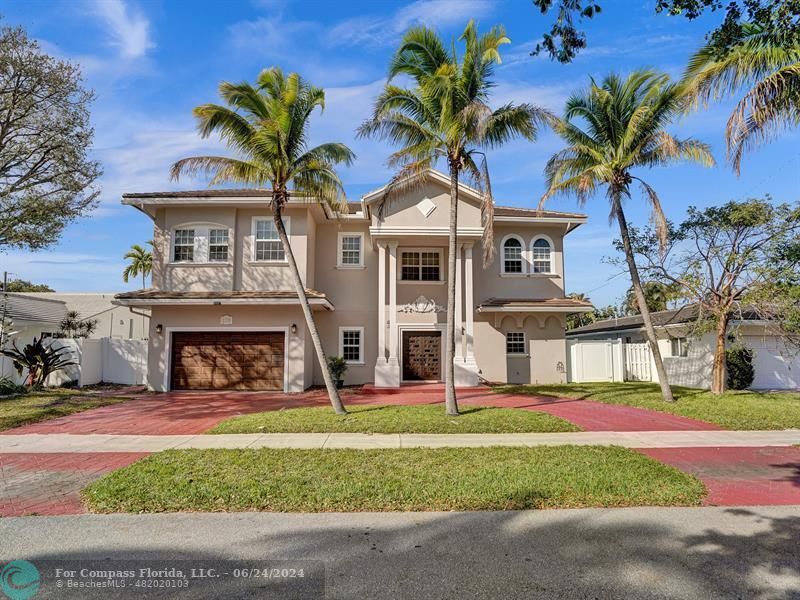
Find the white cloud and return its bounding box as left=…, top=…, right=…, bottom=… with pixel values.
left=1, top=251, right=131, bottom=291
left=328, top=0, right=494, bottom=47
left=89, top=0, right=154, bottom=60
left=227, top=15, right=318, bottom=54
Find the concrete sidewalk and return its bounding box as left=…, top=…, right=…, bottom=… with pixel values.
left=2, top=429, right=799, bottom=452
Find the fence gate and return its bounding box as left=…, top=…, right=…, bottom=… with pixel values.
left=624, top=343, right=652, bottom=381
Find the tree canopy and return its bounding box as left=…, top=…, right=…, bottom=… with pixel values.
left=532, top=0, right=800, bottom=63
left=0, top=25, right=101, bottom=251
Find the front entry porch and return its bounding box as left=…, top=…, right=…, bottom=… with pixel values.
left=373, top=238, right=480, bottom=387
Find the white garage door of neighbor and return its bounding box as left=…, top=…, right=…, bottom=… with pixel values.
left=744, top=336, right=800, bottom=390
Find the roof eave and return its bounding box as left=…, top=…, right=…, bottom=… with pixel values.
left=113, top=297, right=335, bottom=311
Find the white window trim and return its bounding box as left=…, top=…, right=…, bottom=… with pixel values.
left=251, top=216, right=290, bottom=263
left=339, top=326, right=365, bottom=365
left=530, top=234, right=555, bottom=275
left=506, top=331, right=528, bottom=356
left=169, top=222, right=232, bottom=266
left=398, top=247, right=444, bottom=282
left=500, top=234, right=526, bottom=275
left=336, top=231, right=365, bottom=269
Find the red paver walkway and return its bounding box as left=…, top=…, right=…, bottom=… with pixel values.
left=3, top=385, right=721, bottom=435
left=0, top=452, right=149, bottom=516
left=638, top=447, right=800, bottom=506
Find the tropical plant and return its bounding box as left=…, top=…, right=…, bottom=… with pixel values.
left=171, top=68, right=354, bottom=414
left=540, top=70, right=715, bottom=402
left=359, top=20, right=548, bottom=415
left=122, top=241, right=153, bottom=288
left=683, top=22, right=800, bottom=174
left=726, top=346, right=755, bottom=390
left=0, top=336, right=75, bottom=387
left=58, top=310, right=98, bottom=339
left=623, top=281, right=674, bottom=315
left=327, top=356, right=348, bottom=388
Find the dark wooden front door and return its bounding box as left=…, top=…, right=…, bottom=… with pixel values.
left=170, top=331, right=285, bottom=391
left=402, top=331, right=441, bottom=381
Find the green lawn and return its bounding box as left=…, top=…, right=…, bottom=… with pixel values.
left=209, top=403, right=580, bottom=434
left=0, top=390, right=129, bottom=431
left=496, top=382, right=800, bottom=430
left=82, top=446, right=704, bottom=513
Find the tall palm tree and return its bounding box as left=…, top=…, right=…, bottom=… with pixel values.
left=122, top=241, right=153, bottom=289
left=359, top=21, right=549, bottom=415
left=683, top=24, right=800, bottom=175
left=171, top=68, right=354, bottom=415
left=540, top=70, right=715, bottom=403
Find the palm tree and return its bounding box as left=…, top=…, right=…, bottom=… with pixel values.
left=623, top=281, right=671, bottom=315
left=171, top=68, right=354, bottom=415
left=358, top=21, right=549, bottom=415
left=122, top=241, right=153, bottom=289
left=540, top=71, right=715, bottom=403
left=683, top=24, right=800, bottom=175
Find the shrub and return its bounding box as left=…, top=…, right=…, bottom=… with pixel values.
left=328, top=356, right=348, bottom=382
left=726, top=346, right=754, bottom=390
left=0, top=376, right=25, bottom=395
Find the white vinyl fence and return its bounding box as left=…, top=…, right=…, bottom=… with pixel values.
left=624, top=343, right=652, bottom=381
left=31, top=338, right=147, bottom=387
left=566, top=339, right=624, bottom=383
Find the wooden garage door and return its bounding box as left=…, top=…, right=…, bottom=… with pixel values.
left=170, top=331, right=285, bottom=391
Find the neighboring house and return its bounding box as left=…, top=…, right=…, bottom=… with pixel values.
left=25, top=292, right=149, bottom=340
left=566, top=305, right=799, bottom=390
left=0, top=293, right=67, bottom=383
left=115, top=169, right=592, bottom=392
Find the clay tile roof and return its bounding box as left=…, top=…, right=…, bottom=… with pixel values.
left=114, top=289, right=328, bottom=300
left=478, top=297, right=594, bottom=310
left=493, top=205, right=586, bottom=219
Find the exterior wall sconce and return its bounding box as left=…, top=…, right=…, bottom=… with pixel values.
left=155, top=324, right=163, bottom=335
left=291, top=323, right=297, bottom=334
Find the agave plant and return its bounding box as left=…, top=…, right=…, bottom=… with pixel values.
left=1, top=336, right=76, bottom=387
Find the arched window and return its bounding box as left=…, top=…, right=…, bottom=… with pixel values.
left=502, top=237, right=524, bottom=273
left=531, top=237, right=552, bottom=273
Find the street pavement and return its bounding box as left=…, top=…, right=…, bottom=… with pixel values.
left=1, top=506, right=799, bottom=599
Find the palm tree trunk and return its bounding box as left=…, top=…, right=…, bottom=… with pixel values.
left=445, top=161, right=459, bottom=416
left=612, top=196, right=675, bottom=402
left=273, top=205, right=346, bottom=414
left=710, top=312, right=730, bottom=394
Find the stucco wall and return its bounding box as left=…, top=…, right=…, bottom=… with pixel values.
left=376, top=182, right=482, bottom=228
left=146, top=305, right=309, bottom=392
left=474, top=312, right=567, bottom=385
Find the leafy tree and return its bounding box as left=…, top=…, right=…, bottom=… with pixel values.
left=623, top=281, right=676, bottom=315
left=359, top=21, right=548, bottom=415
left=1, top=336, right=75, bottom=387
left=540, top=70, right=715, bottom=402
left=683, top=22, right=800, bottom=174
left=58, top=310, right=98, bottom=339
left=122, top=241, right=153, bottom=289
left=1, top=279, right=54, bottom=292
left=626, top=198, right=800, bottom=393
left=532, top=0, right=800, bottom=62
left=171, top=68, right=354, bottom=415
left=0, top=25, right=101, bottom=251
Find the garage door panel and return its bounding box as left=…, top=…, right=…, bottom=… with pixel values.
left=171, top=332, right=285, bottom=391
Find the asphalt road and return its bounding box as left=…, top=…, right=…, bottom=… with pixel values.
left=1, top=506, right=799, bottom=599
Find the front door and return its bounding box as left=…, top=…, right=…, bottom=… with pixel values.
left=402, top=331, right=441, bottom=381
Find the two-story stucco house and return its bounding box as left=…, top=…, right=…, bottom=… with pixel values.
left=115, top=169, right=592, bottom=392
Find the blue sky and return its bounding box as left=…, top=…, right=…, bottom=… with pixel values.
left=3, top=0, right=798, bottom=307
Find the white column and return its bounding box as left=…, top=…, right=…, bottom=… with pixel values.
left=376, top=242, right=386, bottom=364
left=455, top=243, right=464, bottom=360
left=465, top=243, right=476, bottom=364
left=388, top=241, right=398, bottom=365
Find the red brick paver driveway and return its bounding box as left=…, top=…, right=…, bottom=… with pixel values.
left=639, top=447, right=800, bottom=506
left=4, top=385, right=720, bottom=435
left=0, top=453, right=148, bottom=516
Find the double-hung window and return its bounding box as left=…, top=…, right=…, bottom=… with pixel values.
left=339, top=327, right=364, bottom=363
left=173, top=229, right=195, bottom=262
left=208, top=229, right=229, bottom=262
left=502, top=237, right=524, bottom=274
left=531, top=238, right=552, bottom=273
left=253, top=219, right=285, bottom=262
left=338, top=233, right=363, bottom=267
left=401, top=250, right=440, bottom=281
left=506, top=332, right=526, bottom=355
